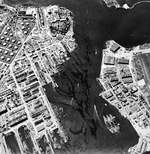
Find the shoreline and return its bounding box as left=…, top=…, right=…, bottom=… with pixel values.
left=130, top=1, right=150, bottom=9
left=123, top=0, right=150, bottom=9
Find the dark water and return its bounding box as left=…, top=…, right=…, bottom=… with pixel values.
left=5, top=132, right=21, bottom=154
left=4, top=0, right=150, bottom=153
left=18, top=125, right=35, bottom=154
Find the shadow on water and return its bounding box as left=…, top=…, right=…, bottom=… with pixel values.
left=4, top=0, right=150, bottom=152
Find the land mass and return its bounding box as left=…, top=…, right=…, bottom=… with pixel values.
left=3, top=0, right=150, bottom=153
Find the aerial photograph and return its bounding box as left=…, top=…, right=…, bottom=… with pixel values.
left=0, top=0, right=150, bottom=154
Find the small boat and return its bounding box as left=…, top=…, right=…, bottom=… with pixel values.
left=103, top=114, right=120, bottom=134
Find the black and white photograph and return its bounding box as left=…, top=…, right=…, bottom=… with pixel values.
left=0, top=0, right=150, bottom=153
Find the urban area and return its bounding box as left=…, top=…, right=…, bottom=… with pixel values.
left=0, top=4, right=76, bottom=154
left=99, top=40, right=150, bottom=154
